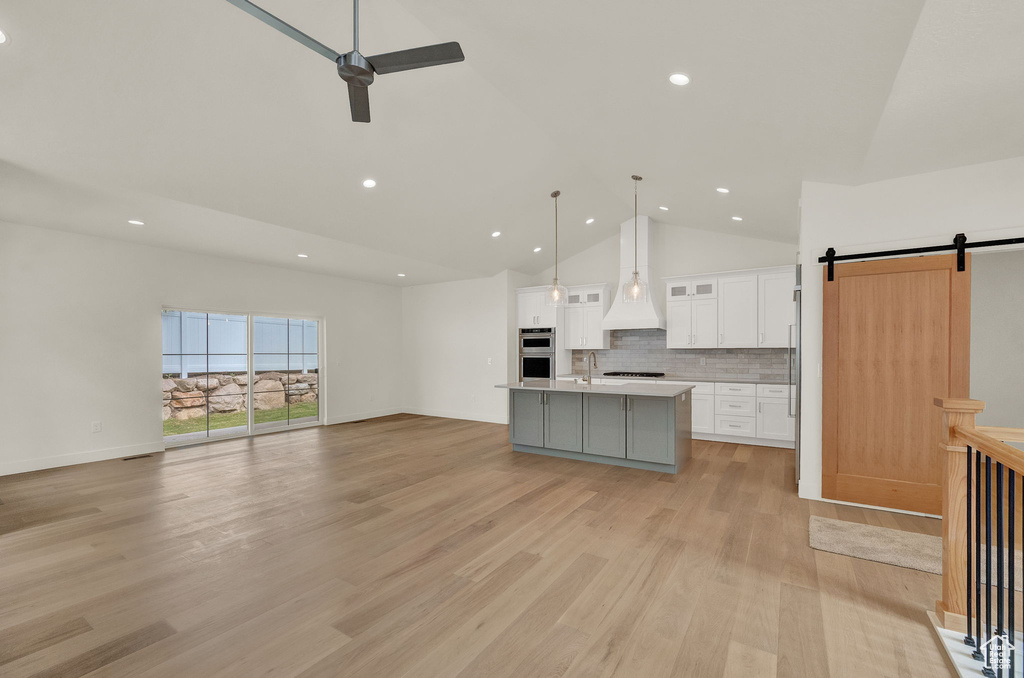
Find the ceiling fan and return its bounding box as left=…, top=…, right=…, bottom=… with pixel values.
left=224, top=0, right=465, bottom=123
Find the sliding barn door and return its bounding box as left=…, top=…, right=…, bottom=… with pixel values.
left=822, top=254, right=970, bottom=514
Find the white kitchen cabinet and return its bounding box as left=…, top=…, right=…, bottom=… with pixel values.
left=758, top=269, right=796, bottom=348
left=717, top=274, right=758, bottom=347
left=516, top=288, right=557, bottom=329
left=692, top=298, right=718, bottom=348
left=690, top=394, right=714, bottom=434
left=756, top=396, right=795, bottom=440
left=560, top=284, right=610, bottom=349
left=664, top=278, right=718, bottom=349
left=666, top=300, right=692, bottom=348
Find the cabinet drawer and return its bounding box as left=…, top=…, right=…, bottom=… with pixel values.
left=715, top=395, right=755, bottom=416
left=715, top=383, right=755, bottom=396
left=715, top=415, right=756, bottom=437
left=690, top=382, right=715, bottom=395
left=756, top=384, right=793, bottom=398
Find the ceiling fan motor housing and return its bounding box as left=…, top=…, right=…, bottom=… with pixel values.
left=337, top=51, right=374, bottom=86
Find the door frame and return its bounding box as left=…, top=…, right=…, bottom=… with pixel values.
left=821, top=253, right=971, bottom=513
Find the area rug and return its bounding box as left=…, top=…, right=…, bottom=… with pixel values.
left=809, top=515, right=1023, bottom=590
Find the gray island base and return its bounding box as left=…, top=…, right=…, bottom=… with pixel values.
left=496, top=380, right=694, bottom=473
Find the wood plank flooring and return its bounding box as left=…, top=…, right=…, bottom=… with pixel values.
left=0, top=415, right=953, bottom=677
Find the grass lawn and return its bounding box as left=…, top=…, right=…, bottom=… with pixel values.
left=163, top=401, right=319, bottom=437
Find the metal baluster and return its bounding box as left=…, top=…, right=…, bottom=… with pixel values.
left=1009, top=470, right=1015, bottom=677
left=968, top=445, right=975, bottom=647
left=997, top=462, right=1005, bottom=677
left=976, top=447, right=985, bottom=662
left=987, top=455, right=995, bottom=677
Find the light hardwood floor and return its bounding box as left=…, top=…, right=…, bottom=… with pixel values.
left=0, top=415, right=953, bottom=677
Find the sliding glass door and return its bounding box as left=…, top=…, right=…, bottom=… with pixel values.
left=162, top=310, right=320, bottom=446
left=253, top=317, right=319, bottom=431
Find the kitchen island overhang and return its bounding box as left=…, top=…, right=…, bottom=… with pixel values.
left=496, top=380, right=694, bottom=473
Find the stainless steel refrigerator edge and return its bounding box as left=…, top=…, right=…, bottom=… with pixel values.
left=792, top=263, right=802, bottom=485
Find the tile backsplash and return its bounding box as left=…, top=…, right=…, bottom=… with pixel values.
left=569, top=329, right=790, bottom=381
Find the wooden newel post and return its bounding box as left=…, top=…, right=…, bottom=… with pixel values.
left=933, top=397, right=986, bottom=631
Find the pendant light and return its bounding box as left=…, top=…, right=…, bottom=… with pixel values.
left=623, top=175, right=648, bottom=303
left=545, top=190, right=568, bottom=306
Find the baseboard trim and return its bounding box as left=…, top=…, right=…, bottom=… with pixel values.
left=694, top=432, right=795, bottom=449
left=1, top=441, right=167, bottom=477
left=325, top=408, right=403, bottom=426
left=402, top=407, right=507, bottom=425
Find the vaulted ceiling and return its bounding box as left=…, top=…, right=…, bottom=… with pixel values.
left=1, top=0, right=1021, bottom=285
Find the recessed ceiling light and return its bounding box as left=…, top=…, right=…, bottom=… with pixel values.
left=491, top=231, right=501, bottom=238
left=585, top=218, right=595, bottom=224
left=297, top=253, right=308, bottom=258
left=668, top=73, right=690, bottom=86
left=127, top=220, right=145, bottom=226
left=716, top=187, right=730, bottom=194
left=397, top=273, right=406, bottom=277
left=732, top=216, right=743, bottom=221
left=0, top=28, right=8, bottom=45
left=658, top=206, right=669, bottom=211
left=533, top=247, right=542, bottom=253
left=362, top=178, right=376, bottom=188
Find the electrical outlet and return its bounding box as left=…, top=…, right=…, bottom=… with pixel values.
left=487, top=357, right=492, bottom=365
left=91, top=421, right=102, bottom=433
left=700, top=357, right=706, bottom=366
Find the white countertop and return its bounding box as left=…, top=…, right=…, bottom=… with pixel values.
left=496, top=380, right=693, bottom=398
left=557, top=373, right=790, bottom=385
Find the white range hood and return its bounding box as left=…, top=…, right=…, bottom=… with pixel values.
left=602, top=216, right=666, bottom=330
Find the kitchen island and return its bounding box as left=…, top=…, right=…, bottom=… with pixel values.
left=496, top=380, right=694, bottom=473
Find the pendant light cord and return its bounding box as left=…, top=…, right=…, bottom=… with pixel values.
left=551, top=190, right=560, bottom=281
left=631, top=175, right=642, bottom=274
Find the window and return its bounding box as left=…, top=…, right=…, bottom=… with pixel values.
left=161, top=310, right=320, bottom=446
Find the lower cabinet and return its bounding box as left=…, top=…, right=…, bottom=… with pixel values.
left=582, top=393, right=677, bottom=464
left=511, top=390, right=583, bottom=452
left=627, top=396, right=676, bottom=465
left=510, top=390, right=545, bottom=447
left=544, top=391, right=583, bottom=452
left=582, top=393, right=627, bottom=458
left=690, top=394, right=714, bottom=435
left=756, top=397, right=795, bottom=440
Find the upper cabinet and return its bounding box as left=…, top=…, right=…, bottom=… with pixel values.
left=560, top=284, right=611, bottom=350
left=718, top=274, right=758, bottom=347
left=664, top=266, right=796, bottom=349
left=757, top=269, right=796, bottom=348
left=516, top=288, right=558, bottom=329
left=665, top=277, right=718, bottom=349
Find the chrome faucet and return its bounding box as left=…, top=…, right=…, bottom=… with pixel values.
left=585, top=351, right=598, bottom=384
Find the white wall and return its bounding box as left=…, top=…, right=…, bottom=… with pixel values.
left=401, top=270, right=518, bottom=424
left=532, top=220, right=798, bottom=288
left=0, top=221, right=404, bottom=475
left=798, top=156, right=1024, bottom=502
left=971, top=249, right=1024, bottom=432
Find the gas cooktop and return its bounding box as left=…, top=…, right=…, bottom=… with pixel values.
left=603, top=371, right=665, bottom=378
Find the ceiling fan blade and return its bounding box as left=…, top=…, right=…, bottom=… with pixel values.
left=366, top=42, right=465, bottom=75
left=348, top=84, right=371, bottom=123
left=224, top=0, right=342, bottom=62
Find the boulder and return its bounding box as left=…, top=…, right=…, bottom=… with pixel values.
left=253, top=379, right=285, bottom=410
left=288, top=383, right=310, bottom=394
left=173, top=406, right=206, bottom=420
left=174, top=377, right=197, bottom=391
left=233, top=374, right=248, bottom=386
left=297, top=374, right=318, bottom=384
left=285, top=375, right=299, bottom=384
left=170, top=390, right=205, bottom=408
left=209, top=382, right=245, bottom=412
left=194, top=377, right=220, bottom=391
left=162, top=406, right=171, bottom=421
left=257, top=372, right=285, bottom=382
left=162, top=392, right=171, bottom=404
left=299, top=392, right=318, bottom=403
left=161, top=378, right=178, bottom=392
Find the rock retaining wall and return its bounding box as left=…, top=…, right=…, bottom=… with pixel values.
left=161, top=372, right=318, bottom=421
